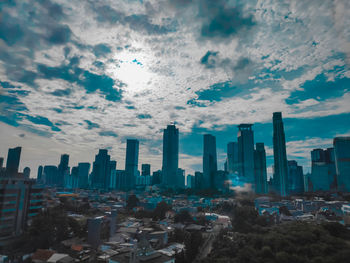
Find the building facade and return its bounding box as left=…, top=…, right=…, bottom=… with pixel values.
left=272, top=112, right=288, bottom=196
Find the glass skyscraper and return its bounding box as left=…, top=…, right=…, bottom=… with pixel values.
left=237, top=124, right=255, bottom=184
left=125, top=139, right=139, bottom=190
left=78, top=162, right=90, bottom=189
left=272, top=112, right=288, bottom=196
left=162, top=124, right=179, bottom=188
left=227, top=142, right=239, bottom=174
left=334, top=137, right=350, bottom=192
left=287, top=160, right=304, bottom=194
left=310, top=148, right=336, bottom=191
left=203, top=134, right=217, bottom=189
left=254, top=143, right=268, bottom=194
left=6, top=146, right=21, bottom=177
left=91, top=149, right=111, bottom=190
left=58, top=154, right=69, bottom=187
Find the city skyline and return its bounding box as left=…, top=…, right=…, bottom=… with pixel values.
left=1, top=0, right=350, bottom=177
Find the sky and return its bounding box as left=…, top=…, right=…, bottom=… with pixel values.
left=0, top=0, right=349, bottom=177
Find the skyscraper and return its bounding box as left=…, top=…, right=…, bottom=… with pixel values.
left=37, top=165, right=43, bottom=183
left=141, top=164, right=151, bottom=176
left=287, top=160, right=304, bottom=194
left=23, top=167, right=30, bottom=178
left=310, top=148, right=336, bottom=191
left=334, top=137, right=350, bottom=192
left=58, top=154, right=69, bottom=187
left=237, top=124, right=255, bottom=184
left=162, top=124, right=179, bottom=188
left=227, top=142, right=239, bottom=174
left=6, top=146, right=21, bottom=176
left=254, top=143, right=268, bottom=194
left=91, top=149, right=111, bottom=190
left=125, top=139, right=139, bottom=190
left=203, top=134, right=217, bottom=189
left=78, top=162, right=91, bottom=189
left=272, top=112, right=288, bottom=196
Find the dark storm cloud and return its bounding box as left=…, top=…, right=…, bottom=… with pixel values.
left=169, top=0, right=256, bottom=40
left=199, top=0, right=255, bottom=39
left=93, top=44, right=112, bottom=58
left=50, top=88, right=72, bottom=97
left=84, top=120, right=100, bottom=130
left=137, top=114, right=152, bottom=119
left=25, top=115, right=61, bottom=131
left=91, top=3, right=177, bottom=35
left=99, top=130, right=118, bottom=137
left=37, top=57, right=124, bottom=102
left=200, top=51, right=252, bottom=73
left=46, top=25, right=72, bottom=44
left=200, top=51, right=218, bottom=68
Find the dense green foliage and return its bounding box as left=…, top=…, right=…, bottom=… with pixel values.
left=202, top=208, right=350, bottom=263
left=4, top=206, right=86, bottom=256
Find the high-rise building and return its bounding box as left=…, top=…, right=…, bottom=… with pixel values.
left=203, top=134, right=217, bottom=189
left=58, top=154, right=69, bottom=187
left=151, top=170, right=162, bottom=185
left=237, top=124, right=255, bottom=184
left=194, top=171, right=203, bottom=190
left=162, top=124, right=179, bottom=188
left=227, top=142, right=239, bottom=174
left=334, top=137, right=350, bottom=192
left=91, top=149, right=111, bottom=190
left=37, top=165, right=43, bottom=183
left=254, top=143, right=268, bottom=194
left=141, top=164, right=151, bottom=176
left=125, top=139, right=139, bottom=190
left=272, top=112, right=288, bottom=196
left=0, top=157, right=4, bottom=169
left=43, top=165, right=58, bottom=185
left=70, top=166, right=79, bottom=189
left=23, top=167, right=30, bottom=179
left=78, top=162, right=90, bottom=189
left=0, top=156, right=44, bottom=246
left=310, top=148, right=336, bottom=191
left=6, top=147, right=21, bottom=177
left=287, top=160, right=304, bottom=194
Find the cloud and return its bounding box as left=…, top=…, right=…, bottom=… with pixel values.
left=99, top=130, right=118, bottom=137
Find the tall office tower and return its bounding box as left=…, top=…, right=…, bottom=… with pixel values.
left=57, top=154, right=69, bottom=187
left=0, top=175, right=44, bottom=245
left=37, top=165, right=43, bottom=183
left=227, top=142, right=239, bottom=174
left=0, top=157, right=4, bottom=169
left=334, top=137, right=350, bottom=192
left=6, top=147, right=21, bottom=176
left=272, top=112, right=288, bottom=196
left=203, top=134, right=218, bottom=189
left=194, top=171, right=203, bottom=190
left=125, top=139, right=139, bottom=190
left=109, top=161, right=117, bottom=171
left=91, top=149, right=111, bottom=190
left=237, top=124, right=255, bottom=184
left=310, top=148, right=336, bottom=191
left=162, top=124, right=179, bottom=188
left=23, top=167, right=30, bottom=178
left=254, top=143, right=268, bottom=194
left=43, top=165, right=58, bottom=185
left=151, top=170, right=162, bottom=185
left=78, top=162, right=90, bottom=189
left=70, top=166, right=79, bottom=189
left=142, top=164, right=151, bottom=176
left=287, top=160, right=304, bottom=194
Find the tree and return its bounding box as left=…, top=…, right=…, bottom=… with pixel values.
left=174, top=210, right=194, bottom=224
left=126, top=194, right=139, bottom=210
left=152, top=201, right=171, bottom=220
left=185, top=231, right=203, bottom=262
